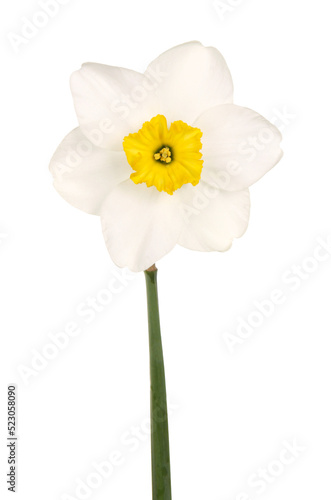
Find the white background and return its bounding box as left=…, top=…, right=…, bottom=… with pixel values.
left=1, top=0, right=331, bottom=499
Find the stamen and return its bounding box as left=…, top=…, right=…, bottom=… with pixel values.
left=154, top=146, right=172, bottom=163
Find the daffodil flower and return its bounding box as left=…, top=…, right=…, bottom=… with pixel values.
left=49, top=41, right=282, bottom=273
left=49, top=42, right=283, bottom=500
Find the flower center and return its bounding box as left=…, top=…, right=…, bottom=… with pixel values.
left=123, top=114, right=203, bottom=195
left=154, top=146, right=172, bottom=163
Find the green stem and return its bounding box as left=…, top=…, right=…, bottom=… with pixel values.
left=144, top=266, right=172, bottom=500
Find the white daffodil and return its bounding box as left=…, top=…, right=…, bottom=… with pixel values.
left=49, top=41, right=282, bottom=272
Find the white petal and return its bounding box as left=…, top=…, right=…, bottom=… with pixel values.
left=100, top=181, right=184, bottom=272
left=194, top=104, right=283, bottom=191
left=49, top=128, right=131, bottom=215
left=145, top=41, right=233, bottom=124
left=70, top=63, right=159, bottom=150
left=178, top=181, right=250, bottom=251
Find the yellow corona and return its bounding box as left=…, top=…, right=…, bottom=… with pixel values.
left=123, top=114, right=203, bottom=195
